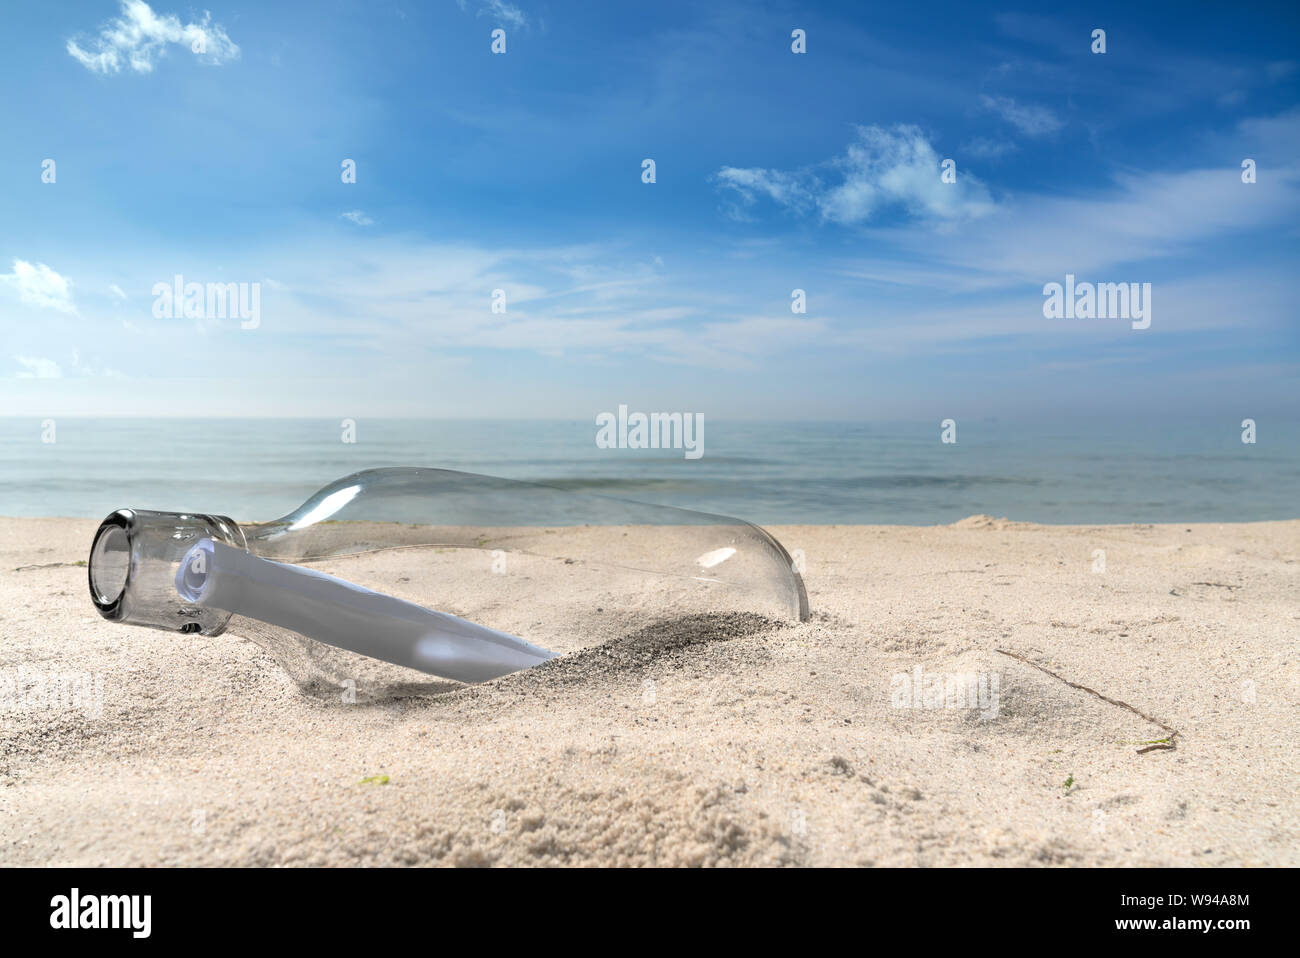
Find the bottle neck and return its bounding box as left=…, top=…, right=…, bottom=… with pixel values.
left=88, top=509, right=245, bottom=636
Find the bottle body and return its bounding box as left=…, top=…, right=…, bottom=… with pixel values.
left=89, top=467, right=808, bottom=698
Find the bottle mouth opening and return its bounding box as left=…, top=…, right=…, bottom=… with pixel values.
left=87, top=508, right=242, bottom=633
left=89, top=511, right=132, bottom=613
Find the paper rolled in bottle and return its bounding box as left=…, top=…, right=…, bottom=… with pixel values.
left=174, top=538, right=555, bottom=683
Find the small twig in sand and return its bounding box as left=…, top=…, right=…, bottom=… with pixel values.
left=13, top=560, right=86, bottom=572
left=995, top=648, right=1179, bottom=754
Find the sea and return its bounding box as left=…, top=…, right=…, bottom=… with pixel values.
left=0, top=417, right=1295, bottom=525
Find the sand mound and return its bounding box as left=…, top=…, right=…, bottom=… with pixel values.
left=950, top=514, right=1037, bottom=530
left=455, top=612, right=787, bottom=699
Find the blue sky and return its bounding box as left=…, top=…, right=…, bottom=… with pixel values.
left=1, top=0, right=1297, bottom=419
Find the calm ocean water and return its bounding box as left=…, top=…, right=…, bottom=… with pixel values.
left=0, top=418, right=1295, bottom=525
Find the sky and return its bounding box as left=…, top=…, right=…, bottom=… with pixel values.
left=1, top=0, right=1298, bottom=420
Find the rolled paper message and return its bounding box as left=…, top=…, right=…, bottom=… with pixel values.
left=175, top=538, right=555, bottom=683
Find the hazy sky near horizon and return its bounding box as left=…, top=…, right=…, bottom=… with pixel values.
left=1, top=0, right=1297, bottom=420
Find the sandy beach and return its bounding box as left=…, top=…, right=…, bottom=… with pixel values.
left=2, top=515, right=1297, bottom=867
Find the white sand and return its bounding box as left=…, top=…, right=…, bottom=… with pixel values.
left=1, top=516, right=1297, bottom=866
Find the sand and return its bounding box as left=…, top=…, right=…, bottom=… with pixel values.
left=1, top=515, right=1297, bottom=867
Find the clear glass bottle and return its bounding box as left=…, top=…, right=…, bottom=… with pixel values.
left=88, top=467, right=808, bottom=698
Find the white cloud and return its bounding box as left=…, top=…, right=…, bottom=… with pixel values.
left=1237, top=106, right=1300, bottom=155
left=155, top=238, right=818, bottom=370
left=826, top=111, right=1300, bottom=325
left=67, top=0, right=239, bottom=75
left=69, top=348, right=123, bottom=378
left=713, top=166, right=814, bottom=217
left=824, top=126, right=995, bottom=222
left=910, top=163, right=1300, bottom=282
left=108, top=283, right=127, bottom=300
left=980, top=95, right=1063, bottom=137
left=716, top=125, right=995, bottom=225
left=341, top=210, right=374, bottom=226
left=828, top=263, right=1298, bottom=352
left=962, top=136, right=1019, bottom=161
left=1, top=260, right=77, bottom=313
left=833, top=120, right=1300, bottom=302
left=14, top=356, right=63, bottom=379
left=459, top=0, right=527, bottom=29
left=1266, top=61, right=1297, bottom=82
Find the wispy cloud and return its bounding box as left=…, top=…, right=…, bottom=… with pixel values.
left=980, top=94, right=1063, bottom=137
left=459, top=0, right=528, bottom=29
left=826, top=111, right=1300, bottom=311
left=962, top=136, right=1019, bottom=161
left=849, top=157, right=1300, bottom=286
left=712, top=166, right=813, bottom=217
left=67, top=239, right=818, bottom=375
left=270, top=239, right=811, bottom=367
left=1, top=260, right=77, bottom=314
left=67, top=0, right=239, bottom=75
left=341, top=210, right=374, bottom=226
left=1266, top=60, right=1297, bottom=81
left=716, top=124, right=995, bottom=225
left=14, top=356, right=63, bottom=379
